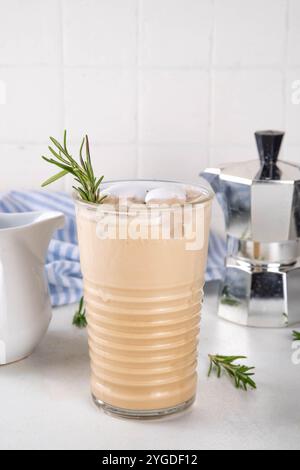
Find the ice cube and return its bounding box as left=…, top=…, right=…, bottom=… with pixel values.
left=103, top=182, right=147, bottom=203
left=145, top=186, right=186, bottom=205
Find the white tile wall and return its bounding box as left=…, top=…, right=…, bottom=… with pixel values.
left=64, top=68, right=136, bottom=143
left=139, top=70, right=210, bottom=144
left=0, top=0, right=61, bottom=66
left=213, top=0, right=287, bottom=67
left=0, top=0, right=299, bottom=191
left=286, top=69, right=300, bottom=149
left=0, top=144, right=65, bottom=191
left=63, top=0, right=137, bottom=66
left=138, top=144, right=209, bottom=181
left=0, top=67, right=62, bottom=144
left=288, top=0, right=300, bottom=66
left=211, top=69, right=285, bottom=155
left=139, top=0, right=213, bottom=67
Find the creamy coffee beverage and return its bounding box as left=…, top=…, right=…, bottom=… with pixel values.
left=75, top=180, right=213, bottom=418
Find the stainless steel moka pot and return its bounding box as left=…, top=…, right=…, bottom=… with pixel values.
left=202, top=130, right=300, bottom=328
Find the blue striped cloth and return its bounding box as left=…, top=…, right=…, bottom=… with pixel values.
left=0, top=191, right=225, bottom=306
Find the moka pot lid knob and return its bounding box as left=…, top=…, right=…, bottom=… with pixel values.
left=255, top=130, right=285, bottom=166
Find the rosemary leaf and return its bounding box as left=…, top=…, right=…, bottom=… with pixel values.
left=293, top=331, right=300, bottom=342
left=63, top=129, right=68, bottom=153
left=79, top=138, right=86, bottom=169
left=41, top=170, right=69, bottom=187
left=41, top=131, right=106, bottom=204
left=72, top=297, right=87, bottom=329
left=42, top=157, right=76, bottom=176
left=208, top=354, right=257, bottom=391
left=48, top=146, right=69, bottom=163
left=95, top=175, right=104, bottom=192
left=50, top=136, right=66, bottom=155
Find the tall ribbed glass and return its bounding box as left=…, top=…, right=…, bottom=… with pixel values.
left=75, top=180, right=213, bottom=419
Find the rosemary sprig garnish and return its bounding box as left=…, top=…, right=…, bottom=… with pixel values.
left=292, top=331, right=300, bottom=342
left=41, top=130, right=106, bottom=204
left=208, top=355, right=256, bottom=391
left=72, top=297, right=87, bottom=329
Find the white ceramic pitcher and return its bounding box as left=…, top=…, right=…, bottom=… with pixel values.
left=0, top=211, right=65, bottom=365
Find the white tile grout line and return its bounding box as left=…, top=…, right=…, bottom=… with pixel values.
left=208, top=0, right=216, bottom=168
left=0, top=64, right=298, bottom=72
left=135, top=0, right=141, bottom=178
left=59, top=0, right=65, bottom=124
left=0, top=64, right=294, bottom=71
left=59, top=0, right=90, bottom=192
left=0, top=141, right=210, bottom=147
left=283, top=0, right=291, bottom=132
left=1, top=141, right=300, bottom=150
left=0, top=140, right=263, bottom=148
left=59, top=0, right=71, bottom=193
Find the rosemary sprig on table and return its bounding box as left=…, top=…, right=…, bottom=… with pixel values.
left=41, top=130, right=106, bottom=204
left=292, top=331, right=300, bottom=342
left=72, top=297, right=87, bottom=329
left=208, top=355, right=257, bottom=391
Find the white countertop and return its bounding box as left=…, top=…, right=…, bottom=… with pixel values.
left=1, top=281, right=299, bottom=450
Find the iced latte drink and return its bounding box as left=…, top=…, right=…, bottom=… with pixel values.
left=75, top=180, right=213, bottom=418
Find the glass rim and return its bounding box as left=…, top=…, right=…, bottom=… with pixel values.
left=73, top=178, right=214, bottom=212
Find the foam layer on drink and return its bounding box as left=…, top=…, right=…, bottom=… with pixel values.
left=76, top=181, right=212, bottom=412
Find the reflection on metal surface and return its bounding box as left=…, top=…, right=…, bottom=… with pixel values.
left=218, top=259, right=299, bottom=328
left=203, top=130, right=300, bottom=328
left=0, top=340, right=6, bottom=364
